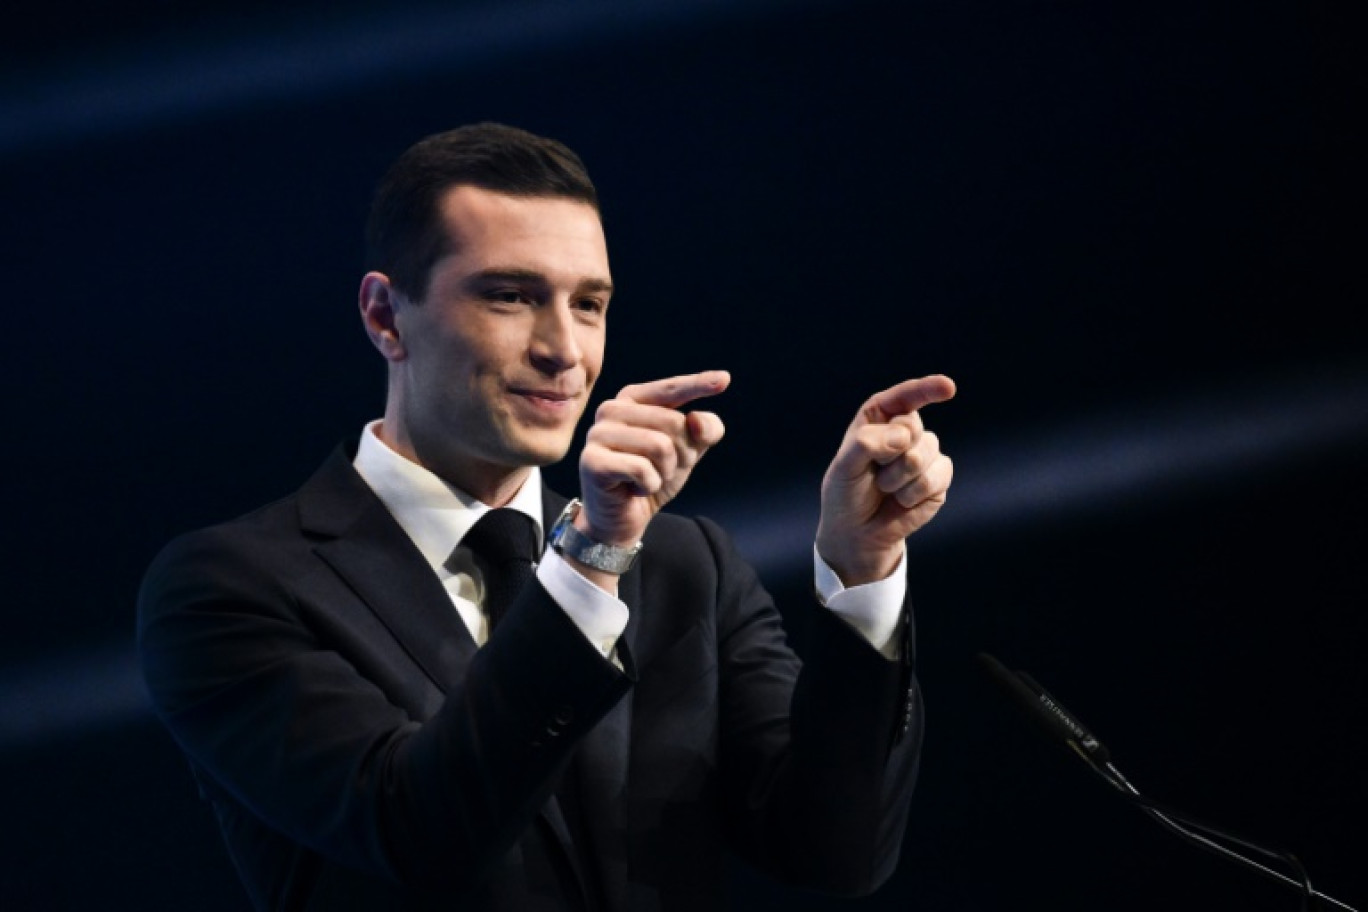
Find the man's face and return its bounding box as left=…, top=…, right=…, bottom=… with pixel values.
left=388, top=185, right=611, bottom=495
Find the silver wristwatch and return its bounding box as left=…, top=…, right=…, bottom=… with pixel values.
left=548, top=498, right=642, bottom=574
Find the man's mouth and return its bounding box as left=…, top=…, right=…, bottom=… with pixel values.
left=511, top=387, right=578, bottom=402
left=508, top=386, right=581, bottom=421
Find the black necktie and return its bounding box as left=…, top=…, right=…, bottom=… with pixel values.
left=462, top=508, right=539, bottom=633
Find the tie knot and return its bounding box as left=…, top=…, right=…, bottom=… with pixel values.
left=463, top=508, right=539, bottom=566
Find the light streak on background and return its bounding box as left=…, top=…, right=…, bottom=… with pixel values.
left=0, top=0, right=835, bottom=158
left=714, top=363, right=1368, bottom=570
left=4, top=362, right=1364, bottom=749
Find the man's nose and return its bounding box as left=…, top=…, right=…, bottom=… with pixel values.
left=529, top=301, right=582, bottom=372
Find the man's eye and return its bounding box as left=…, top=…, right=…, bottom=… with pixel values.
left=574, top=298, right=607, bottom=314
left=486, top=290, right=526, bottom=305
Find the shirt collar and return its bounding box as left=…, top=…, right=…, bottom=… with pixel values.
left=352, top=420, right=544, bottom=571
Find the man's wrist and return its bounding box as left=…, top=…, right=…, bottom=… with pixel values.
left=815, top=543, right=904, bottom=589
left=549, top=499, right=642, bottom=575
left=814, top=544, right=907, bottom=659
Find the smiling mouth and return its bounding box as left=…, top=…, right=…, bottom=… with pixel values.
left=512, top=388, right=578, bottom=402
left=509, top=388, right=582, bottom=422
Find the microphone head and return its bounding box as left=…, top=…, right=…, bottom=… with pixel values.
left=977, top=652, right=1112, bottom=765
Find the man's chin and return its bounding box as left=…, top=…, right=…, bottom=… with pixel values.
left=505, top=431, right=576, bottom=469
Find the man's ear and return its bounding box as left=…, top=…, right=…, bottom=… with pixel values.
left=359, top=272, right=407, bottom=362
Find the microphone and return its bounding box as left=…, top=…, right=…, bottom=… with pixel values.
left=976, top=651, right=1110, bottom=765
left=976, top=651, right=1359, bottom=912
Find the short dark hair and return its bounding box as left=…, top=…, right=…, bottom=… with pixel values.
left=364, top=122, right=600, bottom=300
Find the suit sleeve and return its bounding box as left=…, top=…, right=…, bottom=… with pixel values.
left=699, top=516, right=922, bottom=895
left=137, top=524, right=630, bottom=895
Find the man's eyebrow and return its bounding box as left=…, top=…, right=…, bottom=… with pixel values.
left=464, top=267, right=550, bottom=288
left=463, top=268, right=613, bottom=296
left=575, top=277, right=615, bottom=296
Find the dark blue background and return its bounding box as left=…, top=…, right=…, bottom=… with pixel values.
left=2, top=1, right=1363, bottom=909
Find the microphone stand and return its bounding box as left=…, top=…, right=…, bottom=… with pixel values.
left=979, top=653, right=1359, bottom=912
left=1086, top=756, right=1340, bottom=911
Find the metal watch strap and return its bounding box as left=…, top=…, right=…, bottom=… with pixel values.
left=549, top=498, right=642, bottom=574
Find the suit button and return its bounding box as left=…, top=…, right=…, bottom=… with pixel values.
left=553, top=705, right=575, bottom=726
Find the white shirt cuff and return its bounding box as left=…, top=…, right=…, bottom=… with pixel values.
left=537, top=548, right=629, bottom=662
left=814, top=545, right=907, bottom=661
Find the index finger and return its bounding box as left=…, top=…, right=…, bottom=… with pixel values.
left=869, top=374, right=957, bottom=420
left=619, top=370, right=732, bottom=409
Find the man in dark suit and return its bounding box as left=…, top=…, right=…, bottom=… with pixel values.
left=138, top=122, right=956, bottom=911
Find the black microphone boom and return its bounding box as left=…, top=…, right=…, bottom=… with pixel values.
left=976, top=651, right=1359, bottom=912
left=976, top=652, right=1110, bottom=764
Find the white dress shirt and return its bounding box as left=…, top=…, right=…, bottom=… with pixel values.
left=352, top=421, right=905, bottom=660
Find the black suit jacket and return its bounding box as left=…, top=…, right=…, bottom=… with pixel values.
left=137, top=445, right=923, bottom=911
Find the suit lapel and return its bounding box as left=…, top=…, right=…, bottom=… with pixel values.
left=298, top=445, right=476, bottom=694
